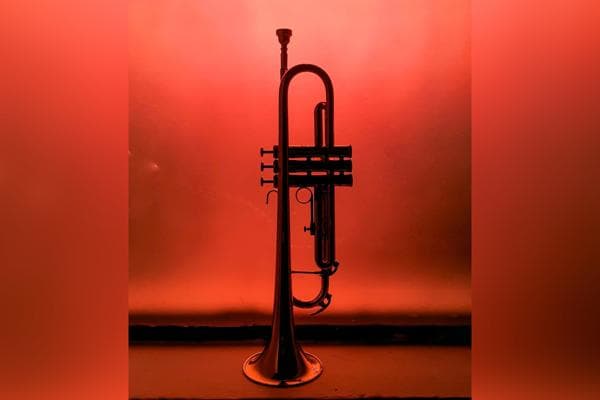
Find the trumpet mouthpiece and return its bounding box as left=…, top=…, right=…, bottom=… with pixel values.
left=276, top=28, right=292, bottom=45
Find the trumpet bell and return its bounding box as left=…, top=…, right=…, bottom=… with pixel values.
left=243, top=348, right=323, bottom=387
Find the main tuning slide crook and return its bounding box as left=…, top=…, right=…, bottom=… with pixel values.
left=309, top=293, right=332, bottom=316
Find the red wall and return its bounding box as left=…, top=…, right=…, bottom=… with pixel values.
left=129, top=0, right=470, bottom=319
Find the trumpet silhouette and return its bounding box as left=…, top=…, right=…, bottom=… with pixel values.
left=243, top=28, right=353, bottom=387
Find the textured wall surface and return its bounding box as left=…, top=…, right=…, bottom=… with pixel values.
left=129, top=0, right=470, bottom=318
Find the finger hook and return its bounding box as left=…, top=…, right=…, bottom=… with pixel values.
left=266, top=189, right=278, bottom=205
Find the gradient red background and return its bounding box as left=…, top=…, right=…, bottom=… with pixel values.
left=472, top=1, right=600, bottom=398
left=1, top=1, right=599, bottom=399
left=128, top=0, right=471, bottom=320
left=0, top=1, right=127, bottom=399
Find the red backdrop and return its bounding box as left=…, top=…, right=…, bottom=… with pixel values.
left=129, top=0, right=470, bottom=320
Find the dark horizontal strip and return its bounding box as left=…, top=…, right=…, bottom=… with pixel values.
left=129, top=311, right=471, bottom=327
left=131, top=397, right=471, bottom=400
left=130, top=324, right=470, bottom=346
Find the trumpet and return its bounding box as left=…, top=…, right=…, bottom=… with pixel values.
left=243, top=28, right=353, bottom=387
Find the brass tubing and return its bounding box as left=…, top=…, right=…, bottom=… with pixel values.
left=269, top=145, right=352, bottom=158
left=270, top=174, right=353, bottom=187
left=272, top=159, right=352, bottom=173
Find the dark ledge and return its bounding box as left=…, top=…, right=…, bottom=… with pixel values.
left=129, top=324, right=470, bottom=346
left=129, top=311, right=471, bottom=327
left=131, top=398, right=471, bottom=400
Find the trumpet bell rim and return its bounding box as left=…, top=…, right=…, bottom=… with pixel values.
left=242, top=350, right=323, bottom=387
